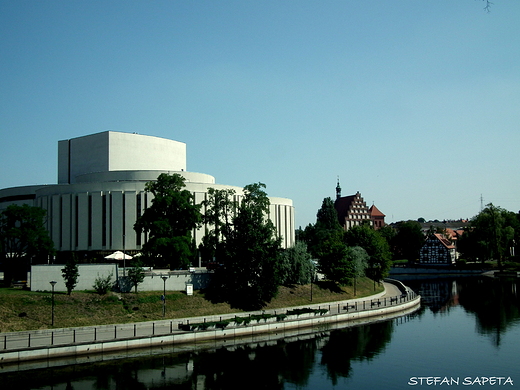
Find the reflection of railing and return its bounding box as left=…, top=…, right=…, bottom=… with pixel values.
left=0, top=290, right=419, bottom=355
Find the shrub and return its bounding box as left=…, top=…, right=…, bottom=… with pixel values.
left=93, top=272, right=113, bottom=295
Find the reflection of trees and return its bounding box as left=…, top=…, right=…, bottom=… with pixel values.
left=457, top=277, right=520, bottom=347
left=320, top=320, right=394, bottom=385
left=190, top=338, right=320, bottom=389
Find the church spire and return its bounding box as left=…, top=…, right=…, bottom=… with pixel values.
left=336, top=176, right=341, bottom=199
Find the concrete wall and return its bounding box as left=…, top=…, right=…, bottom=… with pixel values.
left=30, top=264, right=118, bottom=292
left=30, top=264, right=211, bottom=292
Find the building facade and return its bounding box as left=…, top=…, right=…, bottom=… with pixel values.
left=333, top=181, right=385, bottom=230
left=0, top=132, right=295, bottom=256
left=419, top=234, right=456, bottom=265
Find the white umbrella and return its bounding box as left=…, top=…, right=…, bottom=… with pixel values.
left=104, top=251, right=133, bottom=260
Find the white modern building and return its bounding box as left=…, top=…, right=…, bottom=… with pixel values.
left=0, top=131, right=295, bottom=257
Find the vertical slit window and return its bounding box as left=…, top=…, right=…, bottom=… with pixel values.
left=88, top=194, right=92, bottom=247
left=136, top=193, right=142, bottom=246
left=75, top=195, right=79, bottom=248
left=102, top=194, right=107, bottom=247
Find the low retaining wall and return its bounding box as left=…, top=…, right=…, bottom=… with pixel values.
left=0, top=290, right=420, bottom=364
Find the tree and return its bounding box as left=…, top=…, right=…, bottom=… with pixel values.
left=349, top=246, right=369, bottom=295
left=306, top=197, right=348, bottom=285
left=0, top=204, right=55, bottom=286
left=316, top=197, right=341, bottom=230
left=278, top=241, right=315, bottom=285
left=306, top=197, right=344, bottom=258
left=200, top=187, right=236, bottom=263
left=458, top=204, right=517, bottom=268
left=392, top=221, right=425, bottom=262
left=134, top=173, right=202, bottom=269
left=61, top=258, right=79, bottom=295
left=127, top=259, right=145, bottom=293
left=212, top=183, right=282, bottom=310
left=344, top=225, right=392, bottom=284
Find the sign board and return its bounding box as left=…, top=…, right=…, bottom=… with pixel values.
left=186, top=284, right=193, bottom=296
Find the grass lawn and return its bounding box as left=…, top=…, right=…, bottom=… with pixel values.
left=0, top=277, right=383, bottom=332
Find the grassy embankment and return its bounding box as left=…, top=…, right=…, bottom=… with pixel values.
left=0, top=277, right=382, bottom=333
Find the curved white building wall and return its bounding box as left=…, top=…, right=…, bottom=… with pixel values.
left=58, top=131, right=186, bottom=184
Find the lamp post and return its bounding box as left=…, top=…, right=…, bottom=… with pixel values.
left=50, top=281, right=57, bottom=326
left=161, top=275, right=168, bottom=317
left=123, top=234, right=126, bottom=277
left=310, top=266, right=315, bottom=302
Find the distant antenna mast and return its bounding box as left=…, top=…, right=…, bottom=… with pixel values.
left=480, top=194, right=484, bottom=211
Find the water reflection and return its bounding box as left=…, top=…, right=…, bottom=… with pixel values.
left=320, top=320, right=393, bottom=385
left=397, top=275, right=520, bottom=347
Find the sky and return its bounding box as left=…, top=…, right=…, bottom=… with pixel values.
left=1, top=0, right=519, bottom=228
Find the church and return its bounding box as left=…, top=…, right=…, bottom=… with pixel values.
left=334, top=180, right=385, bottom=230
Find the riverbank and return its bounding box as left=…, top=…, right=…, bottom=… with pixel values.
left=0, top=278, right=382, bottom=332
left=0, top=280, right=420, bottom=365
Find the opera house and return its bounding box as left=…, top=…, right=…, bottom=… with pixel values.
left=0, top=131, right=295, bottom=257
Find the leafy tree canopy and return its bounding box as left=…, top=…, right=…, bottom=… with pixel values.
left=458, top=203, right=518, bottom=267
left=209, top=183, right=282, bottom=310
left=278, top=241, right=315, bottom=286
left=392, top=221, right=425, bottom=262
left=127, top=259, right=146, bottom=293
left=344, top=225, right=392, bottom=282
left=62, top=258, right=79, bottom=295
left=134, top=173, right=202, bottom=269
left=200, top=187, right=236, bottom=262
left=0, top=204, right=55, bottom=285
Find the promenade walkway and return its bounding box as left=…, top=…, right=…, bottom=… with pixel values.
left=0, top=279, right=420, bottom=364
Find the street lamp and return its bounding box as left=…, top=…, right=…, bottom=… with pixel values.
left=161, top=275, right=168, bottom=317
left=123, top=234, right=126, bottom=277
left=50, top=281, right=57, bottom=326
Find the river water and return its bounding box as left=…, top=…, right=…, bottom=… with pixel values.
left=1, top=276, right=519, bottom=390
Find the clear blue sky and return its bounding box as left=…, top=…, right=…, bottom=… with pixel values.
left=1, top=0, right=519, bottom=228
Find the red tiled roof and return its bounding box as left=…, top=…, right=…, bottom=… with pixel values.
left=433, top=233, right=455, bottom=249
left=369, top=204, right=385, bottom=217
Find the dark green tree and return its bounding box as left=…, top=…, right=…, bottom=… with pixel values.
left=61, top=258, right=79, bottom=295
left=306, top=197, right=349, bottom=285
left=200, top=187, right=236, bottom=263
left=0, top=204, right=55, bottom=285
left=377, top=224, right=397, bottom=255
left=344, top=225, right=392, bottom=284
left=392, top=221, right=425, bottom=262
left=458, top=204, right=516, bottom=268
left=127, top=259, right=145, bottom=293
left=134, top=173, right=202, bottom=269
left=306, top=197, right=343, bottom=257
left=214, top=183, right=282, bottom=310
left=316, top=197, right=341, bottom=230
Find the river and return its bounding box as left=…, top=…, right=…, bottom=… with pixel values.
left=1, top=275, right=519, bottom=389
